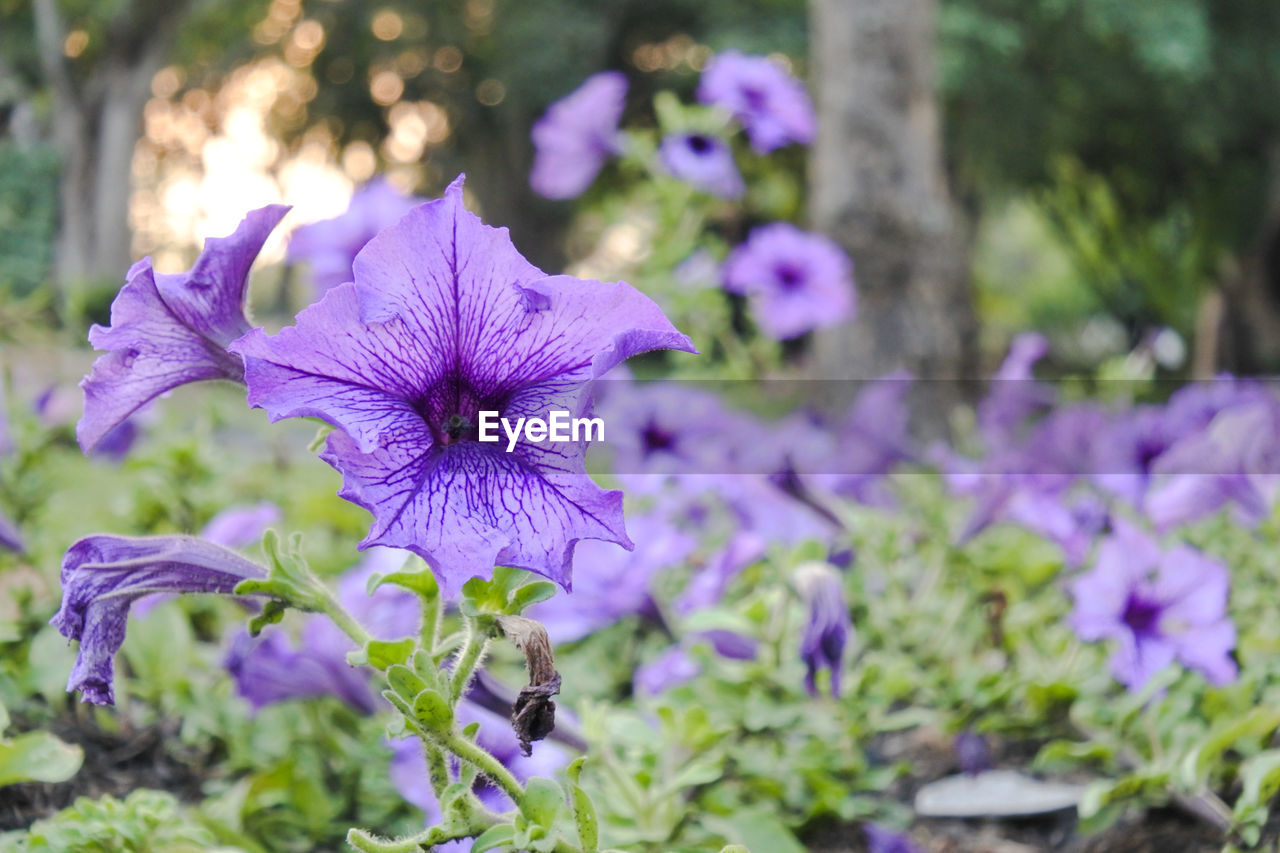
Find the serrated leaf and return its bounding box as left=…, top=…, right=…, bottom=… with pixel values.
left=0, top=731, right=84, bottom=787
left=412, top=689, right=453, bottom=731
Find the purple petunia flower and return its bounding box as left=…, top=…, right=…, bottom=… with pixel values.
left=78, top=205, right=290, bottom=453
left=723, top=223, right=855, bottom=340
left=527, top=513, right=695, bottom=644
left=230, top=177, right=694, bottom=592
left=697, top=51, right=815, bottom=153
left=51, top=535, right=270, bottom=705
left=530, top=72, right=628, bottom=200
left=795, top=561, right=850, bottom=697
left=977, top=332, right=1055, bottom=450
left=1069, top=520, right=1237, bottom=691
left=287, top=178, right=425, bottom=296
left=657, top=132, right=745, bottom=199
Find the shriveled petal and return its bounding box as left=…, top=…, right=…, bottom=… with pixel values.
left=52, top=534, right=267, bottom=705
left=78, top=206, right=289, bottom=451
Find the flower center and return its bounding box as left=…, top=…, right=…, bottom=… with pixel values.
left=416, top=379, right=500, bottom=447
left=1121, top=593, right=1162, bottom=636
left=641, top=420, right=676, bottom=455
left=741, top=84, right=767, bottom=111
left=686, top=134, right=714, bottom=155
left=775, top=263, right=804, bottom=290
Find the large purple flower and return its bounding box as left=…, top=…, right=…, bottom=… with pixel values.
left=1069, top=521, right=1237, bottom=691
left=657, top=132, right=744, bottom=199
left=697, top=51, right=815, bottom=153
left=530, top=72, right=628, bottom=200
left=78, top=205, right=290, bottom=452
left=230, top=177, right=694, bottom=590
left=51, top=535, right=269, bottom=705
left=723, top=223, right=855, bottom=340
left=288, top=178, right=424, bottom=295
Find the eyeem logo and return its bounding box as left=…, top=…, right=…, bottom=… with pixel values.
left=477, top=410, right=605, bottom=452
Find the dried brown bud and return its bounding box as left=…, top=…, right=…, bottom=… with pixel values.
left=496, top=614, right=562, bottom=756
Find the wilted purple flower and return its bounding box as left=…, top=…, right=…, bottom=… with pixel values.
left=697, top=51, right=815, bottom=153
left=657, top=132, right=745, bottom=199
left=51, top=535, right=270, bottom=705
left=78, top=205, right=290, bottom=452
left=864, top=824, right=923, bottom=853
left=1070, top=521, right=1237, bottom=691
left=527, top=514, right=695, bottom=644
left=287, top=178, right=424, bottom=295
left=795, top=561, right=850, bottom=697
left=530, top=72, right=628, bottom=199
left=232, top=177, right=694, bottom=591
left=723, top=223, right=854, bottom=340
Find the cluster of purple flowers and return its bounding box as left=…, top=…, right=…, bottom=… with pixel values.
left=530, top=53, right=851, bottom=341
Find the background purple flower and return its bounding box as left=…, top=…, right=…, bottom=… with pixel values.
left=723, top=223, right=855, bottom=340
left=697, top=51, right=815, bottom=153
left=658, top=132, right=745, bottom=199
left=52, top=535, right=269, bottom=705
left=865, top=824, right=923, bottom=853
left=530, top=71, right=628, bottom=199
left=287, top=178, right=424, bottom=296
left=1070, top=521, right=1237, bottom=691
left=795, top=561, right=850, bottom=697
left=78, top=205, right=289, bottom=453
left=232, top=177, right=694, bottom=591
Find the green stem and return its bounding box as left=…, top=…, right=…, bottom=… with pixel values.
left=316, top=588, right=372, bottom=648
left=440, top=728, right=525, bottom=806
left=425, top=741, right=449, bottom=800
left=420, top=588, right=443, bottom=655
left=449, top=621, right=488, bottom=703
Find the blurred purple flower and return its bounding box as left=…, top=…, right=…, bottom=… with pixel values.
left=675, top=531, right=766, bottom=614
left=530, top=71, right=627, bottom=199
left=52, top=535, right=270, bottom=705
left=827, top=371, right=915, bottom=505
left=231, top=176, right=694, bottom=591
left=955, top=729, right=991, bottom=776
left=978, top=332, right=1055, bottom=449
left=658, top=132, right=745, bottom=199
left=1093, top=406, right=1178, bottom=507
left=795, top=561, right=850, bottom=697
left=37, top=385, right=145, bottom=462
left=527, top=513, right=696, bottom=644
left=200, top=502, right=282, bottom=549
left=635, top=645, right=702, bottom=696
left=1070, top=521, right=1237, bottom=691
left=0, top=514, right=22, bottom=553
left=78, top=205, right=289, bottom=453
left=864, top=824, right=922, bottom=853
left=288, top=178, right=424, bottom=295
left=697, top=51, right=815, bottom=153
left=723, top=223, right=855, bottom=340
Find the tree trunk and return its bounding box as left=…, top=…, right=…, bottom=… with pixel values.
left=1215, top=148, right=1280, bottom=375
left=807, top=0, right=976, bottom=392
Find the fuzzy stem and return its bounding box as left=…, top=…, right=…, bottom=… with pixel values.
left=438, top=727, right=525, bottom=806
left=420, top=588, right=443, bottom=654
left=316, top=590, right=373, bottom=648
left=450, top=620, right=489, bottom=703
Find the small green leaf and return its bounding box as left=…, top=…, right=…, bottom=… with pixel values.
left=1179, top=707, right=1280, bottom=789
left=569, top=782, right=599, bottom=851
left=412, top=689, right=453, bottom=731
left=365, top=639, right=416, bottom=671
left=0, top=731, right=84, bottom=787
left=386, top=664, right=428, bottom=701
left=368, top=558, right=440, bottom=602
left=521, top=777, right=565, bottom=826
left=246, top=599, right=287, bottom=637
left=509, top=581, right=557, bottom=614
left=472, top=824, right=516, bottom=852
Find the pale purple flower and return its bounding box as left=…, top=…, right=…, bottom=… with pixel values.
left=1069, top=521, right=1237, bottom=691
left=527, top=514, right=695, bottom=644
left=865, top=824, right=923, bottom=853
left=78, top=205, right=290, bottom=452
left=200, top=502, right=282, bottom=549
left=635, top=645, right=702, bottom=696
left=697, top=51, right=815, bottom=153
left=35, top=385, right=144, bottom=461
left=657, top=132, right=744, bottom=199
left=827, top=371, right=915, bottom=505
left=230, top=177, right=695, bottom=591
left=795, top=561, right=850, bottom=697
left=675, top=531, right=766, bottom=615
left=723, top=223, right=855, bottom=340
left=51, top=535, right=270, bottom=705
left=287, top=178, right=424, bottom=295
left=530, top=72, right=628, bottom=199
left=955, top=729, right=991, bottom=776
left=978, top=332, right=1054, bottom=449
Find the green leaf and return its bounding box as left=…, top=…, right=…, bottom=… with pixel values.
left=246, top=599, right=287, bottom=637
left=363, top=639, right=416, bottom=671
left=1231, top=749, right=1280, bottom=842
left=1178, top=706, right=1280, bottom=789
left=0, top=730, right=84, bottom=787
left=520, top=777, right=565, bottom=826
left=412, top=689, right=453, bottom=732
left=471, top=824, right=516, bottom=852
left=569, top=781, right=599, bottom=851
left=509, top=581, right=557, bottom=614
left=386, top=664, right=428, bottom=701
left=368, top=557, right=440, bottom=602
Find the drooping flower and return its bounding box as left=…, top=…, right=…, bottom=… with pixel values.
left=527, top=513, right=695, bottom=644
left=78, top=205, right=290, bottom=452
left=723, top=223, right=855, bottom=340
left=657, top=132, right=745, bottom=199
left=794, top=561, right=850, bottom=696
left=697, top=51, right=815, bottom=153
left=230, top=177, right=695, bottom=591
left=287, top=178, right=425, bottom=296
left=52, top=535, right=271, bottom=705
left=1069, top=521, right=1237, bottom=691
left=530, top=72, right=628, bottom=200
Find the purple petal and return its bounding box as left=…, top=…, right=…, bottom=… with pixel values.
left=658, top=133, right=745, bottom=199
left=531, top=72, right=628, bottom=199
left=78, top=205, right=289, bottom=452
left=697, top=52, right=815, bottom=153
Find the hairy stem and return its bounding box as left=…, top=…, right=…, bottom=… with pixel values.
left=439, top=727, right=525, bottom=806
left=450, top=620, right=489, bottom=702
